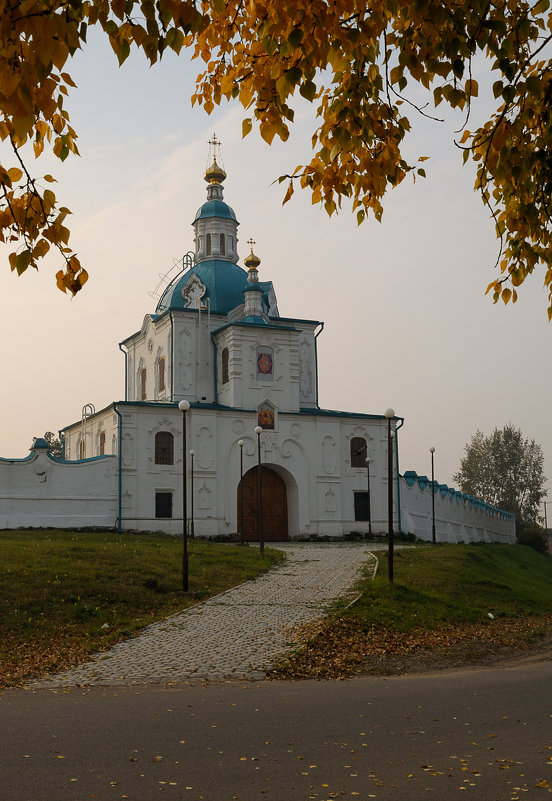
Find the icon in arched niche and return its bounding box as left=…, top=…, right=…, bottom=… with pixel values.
left=257, top=402, right=275, bottom=430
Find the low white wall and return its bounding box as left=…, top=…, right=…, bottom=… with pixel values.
left=399, top=471, right=516, bottom=544
left=0, top=445, right=516, bottom=545
left=0, top=445, right=118, bottom=529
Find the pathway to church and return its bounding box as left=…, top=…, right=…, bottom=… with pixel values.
left=34, top=543, right=385, bottom=689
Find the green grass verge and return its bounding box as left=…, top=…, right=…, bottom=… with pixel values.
left=269, top=543, right=552, bottom=679
left=351, top=543, right=552, bottom=630
left=0, top=529, right=284, bottom=687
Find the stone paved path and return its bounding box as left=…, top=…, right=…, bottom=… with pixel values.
left=34, top=543, right=381, bottom=688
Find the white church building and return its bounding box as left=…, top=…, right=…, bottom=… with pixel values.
left=0, top=144, right=516, bottom=544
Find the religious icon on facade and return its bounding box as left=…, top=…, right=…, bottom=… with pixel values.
left=257, top=405, right=275, bottom=430
left=257, top=351, right=273, bottom=375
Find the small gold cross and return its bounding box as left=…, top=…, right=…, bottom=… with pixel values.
left=208, top=133, right=221, bottom=160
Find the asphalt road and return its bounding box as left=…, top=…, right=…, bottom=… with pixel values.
left=2, top=659, right=551, bottom=800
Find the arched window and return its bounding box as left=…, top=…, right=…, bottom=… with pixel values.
left=220, top=233, right=225, bottom=256
left=155, top=431, right=174, bottom=465
left=158, top=357, right=165, bottom=393
left=140, top=368, right=147, bottom=400
left=206, top=233, right=212, bottom=256
left=350, top=436, right=367, bottom=467
left=99, top=431, right=106, bottom=455
left=222, top=347, right=229, bottom=384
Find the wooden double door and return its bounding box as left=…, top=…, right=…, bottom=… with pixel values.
left=238, top=466, right=288, bottom=541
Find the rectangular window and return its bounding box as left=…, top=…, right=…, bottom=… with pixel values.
left=155, top=492, right=173, bottom=519
left=350, top=437, right=367, bottom=467
left=354, top=491, right=370, bottom=521
left=140, top=368, right=147, bottom=400
left=158, top=358, right=165, bottom=393
left=155, top=432, right=174, bottom=465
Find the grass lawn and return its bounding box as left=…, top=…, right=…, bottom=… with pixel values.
left=271, top=543, right=552, bottom=679
left=0, top=529, right=283, bottom=687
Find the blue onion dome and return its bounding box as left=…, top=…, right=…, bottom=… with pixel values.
left=156, top=260, right=248, bottom=315
left=193, top=200, right=237, bottom=223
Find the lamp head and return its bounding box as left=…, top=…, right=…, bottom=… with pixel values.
left=178, top=400, right=190, bottom=412
left=384, top=407, right=395, bottom=419
left=430, top=446, right=435, bottom=454
left=238, top=439, right=244, bottom=448
left=254, top=426, right=263, bottom=435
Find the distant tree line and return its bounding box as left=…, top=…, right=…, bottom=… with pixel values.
left=454, top=424, right=548, bottom=552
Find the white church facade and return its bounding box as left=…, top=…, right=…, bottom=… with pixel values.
left=0, top=145, right=516, bottom=544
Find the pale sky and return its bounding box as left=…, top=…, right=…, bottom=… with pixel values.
left=1, top=30, right=551, bottom=511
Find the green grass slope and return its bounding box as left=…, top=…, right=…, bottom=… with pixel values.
left=272, top=544, right=552, bottom=679
left=0, top=529, right=283, bottom=687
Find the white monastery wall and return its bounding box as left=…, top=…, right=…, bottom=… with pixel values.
left=1, top=424, right=516, bottom=544
left=0, top=445, right=117, bottom=529
left=399, top=471, right=516, bottom=544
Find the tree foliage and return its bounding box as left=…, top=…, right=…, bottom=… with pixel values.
left=43, top=431, right=62, bottom=458
left=453, top=424, right=547, bottom=530
left=2, top=1, right=552, bottom=316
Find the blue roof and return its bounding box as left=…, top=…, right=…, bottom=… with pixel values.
left=193, top=200, right=238, bottom=223
left=156, top=260, right=248, bottom=314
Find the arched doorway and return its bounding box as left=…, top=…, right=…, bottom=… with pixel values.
left=238, top=466, right=288, bottom=541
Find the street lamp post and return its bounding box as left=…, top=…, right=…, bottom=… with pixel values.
left=238, top=439, right=244, bottom=543
left=365, top=457, right=372, bottom=537
left=254, top=425, right=264, bottom=555
left=189, top=449, right=195, bottom=540
left=430, top=446, right=436, bottom=544
left=385, top=408, right=395, bottom=583
left=178, top=399, right=190, bottom=592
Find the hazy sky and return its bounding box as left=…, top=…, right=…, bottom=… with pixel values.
left=1, top=30, right=551, bottom=510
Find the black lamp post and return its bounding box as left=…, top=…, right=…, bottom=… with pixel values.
left=254, top=425, right=264, bottom=555
left=189, top=449, right=195, bottom=540
left=365, top=457, right=372, bottom=537
left=385, top=408, right=395, bottom=583
left=430, top=446, right=436, bottom=544
left=238, top=439, right=244, bottom=543
left=178, top=399, right=190, bottom=592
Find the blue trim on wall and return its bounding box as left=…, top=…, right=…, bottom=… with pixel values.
left=169, top=310, right=175, bottom=402
left=118, top=342, right=128, bottom=401
left=114, top=404, right=123, bottom=532
left=401, top=469, right=515, bottom=520
left=314, top=322, right=324, bottom=409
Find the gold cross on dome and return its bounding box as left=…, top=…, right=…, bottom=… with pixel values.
left=247, top=237, right=256, bottom=253
left=208, top=133, right=221, bottom=160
